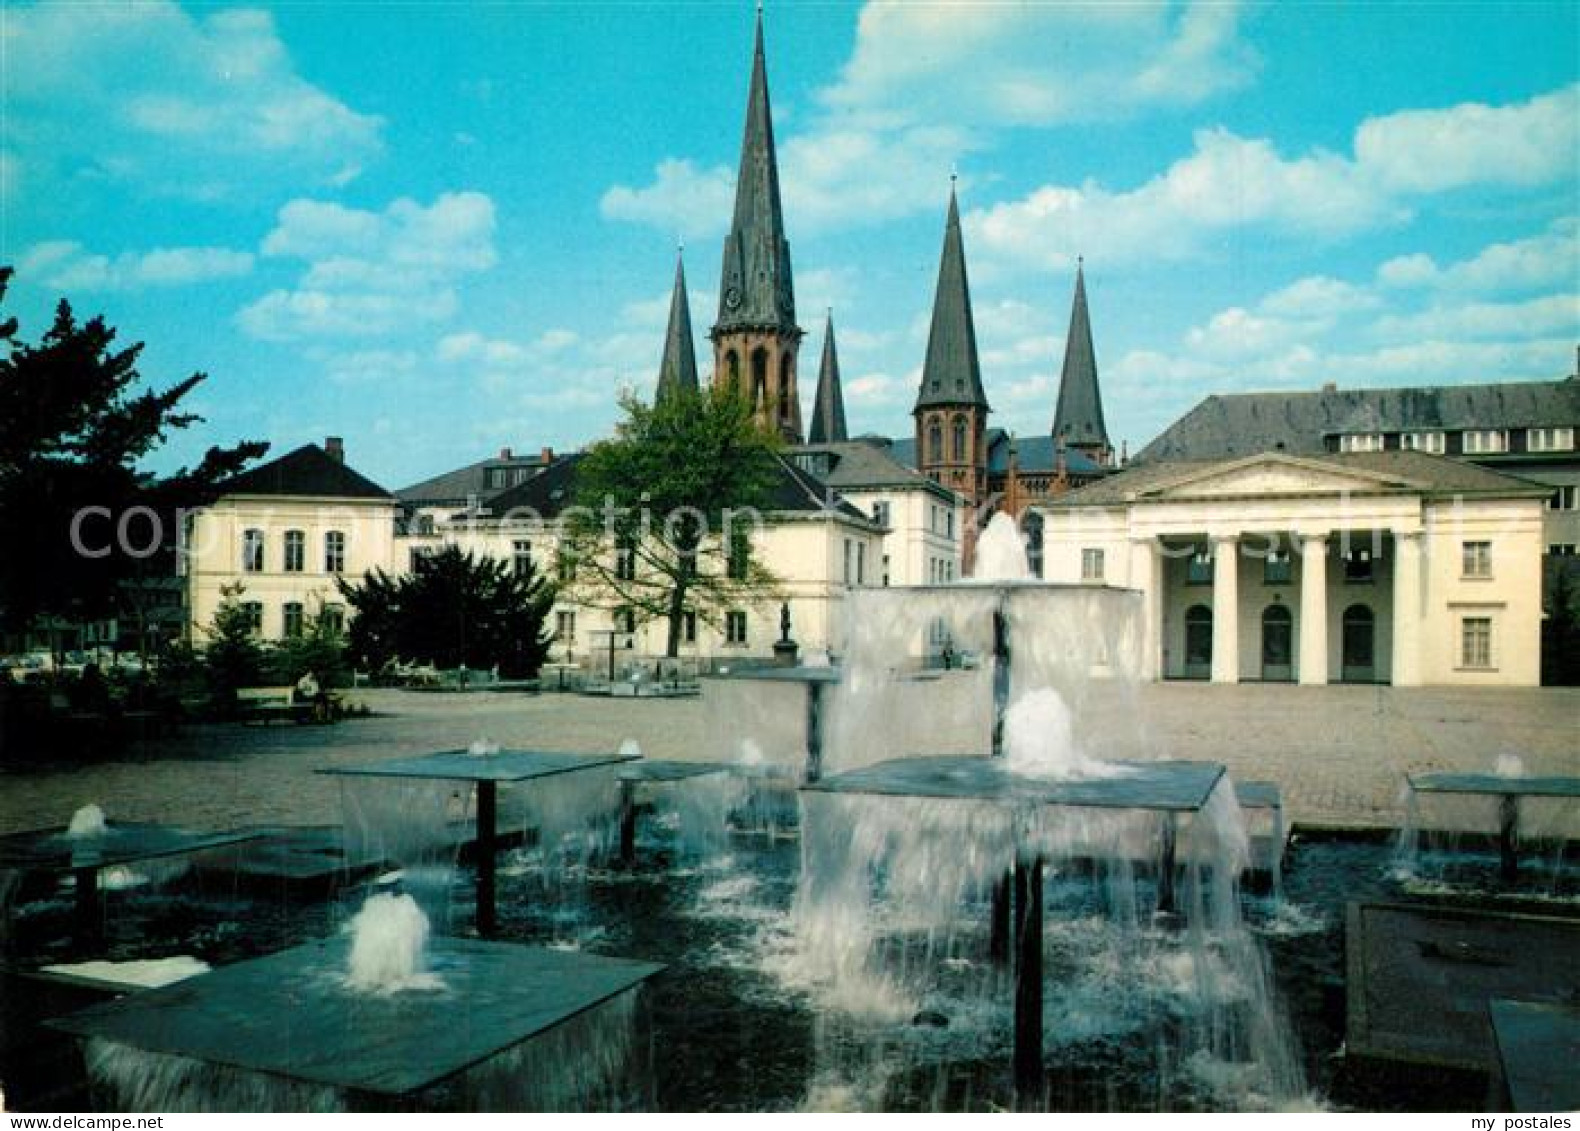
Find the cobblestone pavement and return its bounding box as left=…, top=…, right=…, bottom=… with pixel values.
left=1, top=684, right=1575, bottom=835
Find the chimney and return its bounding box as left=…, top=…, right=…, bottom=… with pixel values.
left=540, top=446, right=554, bottom=464
left=324, top=436, right=345, bottom=463
left=499, top=447, right=513, bottom=460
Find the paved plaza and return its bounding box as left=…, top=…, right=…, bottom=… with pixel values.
left=1, top=684, right=1575, bottom=836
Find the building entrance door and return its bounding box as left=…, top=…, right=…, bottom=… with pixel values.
left=1342, top=604, right=1375, bottom=682
left=1183, top=604, right=1212, bottom=680
left=1262, top=604, right=1293, bottom=681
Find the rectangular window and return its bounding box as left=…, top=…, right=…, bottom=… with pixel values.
left=615, top=539, right=637, bottom=582
left=727, top=531, right=750, bottom=581
left=614, top=607, right=636, bottom=634
left=682, top=610, right=697, bottom=644
left=1263, top=549, right=1292, bottom=585
left=555, top=610, right=576, bottom=643
left=283, top=530, right=305, bottom=573
left=321, top=604, right=345, bottom=636
left=1462, top=540, right=1492, bottom=578
left=1344, top=547, right=1374, bottom=583
left=1528, top=427, right=1574, bottom=453
left=410, top=547, right=431, bottom=573
left=513, top=539, right=534, bottom=577
left=882, top=554, right=891, bottom=587
left=324, top=531, right=346, bottom=573
left=1339, top=433, right=1384, bottom=453
left=557, top=550, right=578, bottom=581
left=1402, top=431, right=1445, bottom=454
left=1081, top=548, right=1105, bottom=581
left=241, top=601, right=263, bottom=635
left=1550, top=486, right=1579, bottom=512
left=857, top=543, right=866, bottom=585
left=1548, top=544, right=1576, bottom=557
left=843, top=538, right=853, bottom=584
left=725, top=610, right=747, bottom=645
left=946, top=509, right=955, bottom=539
left=243, top=529, right=265, bottom=573
left=1462, top=429, right=1507, bottom=454
left=872, top=501, right=891, bottom=527
left=282, top=602, right=304, bottom=639
left=1186, top=549, right=1212, bottom=586
left=1460, top=617, right=1493, bottom=669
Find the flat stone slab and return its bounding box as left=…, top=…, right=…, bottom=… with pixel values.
left=319, top=749, right=638, bottom=783
left=1489, top=999, right=1580, bottom=1113
left=195, top=826, right=396, bottom=886
left=804, top=757, right=1225, bottom=813
left=706, top=667, right=840, bottom=684
left=1346, top=902, right=1580, bottom=1071
left=49, top=938, right=664, bottom=1099
left=1408, top=773, right=1580, bottom=798
left=0, top=823, right=259, bottom=874
left=1234, top=781, right=1283, bottom=810
left=617, top=760, right=732, bottom=783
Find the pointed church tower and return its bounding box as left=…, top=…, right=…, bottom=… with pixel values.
left=656, top=250, right=699, bottom=402
left=1051, top=260, right=1112, bottom=466
left=913, top=182, right=990, bottom=507
left=808, top=311, right=848, bottom=444
left=711, top=9, right=803, bottom=442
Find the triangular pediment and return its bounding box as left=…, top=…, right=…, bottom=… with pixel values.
left=1138, top=453, right=1425, bottom=501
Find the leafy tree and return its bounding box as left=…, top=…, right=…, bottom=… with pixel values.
left=339, top=546, right=555, bottom=678
left=0, top=267, right=266, bottom=644
left=1542, top=557, right=1580, bottom=686
left=270, top=606, right=350, bottom=689
left=203, top=583, right=264, bottom=715
left=566, top=385, right=784, bottom=657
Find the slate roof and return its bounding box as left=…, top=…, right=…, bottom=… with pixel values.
left=1050, top=264, right=1110, bottom=452
left=1137, top=379, right=1580, bottom=463
left=791, top=441, right=954, bottom=498
left=465, top=451, right=876, bottom=528
left=397, top=453, right=553, bottom=508
left=914, top=187, right=989, bottom=411
left=807, top=313, right=848, bottom=444
left=1044, top=450, right=1554, bottom=509
left=714, top=12, right=797, bottom=337
left=882, top=432, right=1105, bottom=478
left=656, top=252, right=699, bottom=400
left=217, top=444, right=392, bottom=501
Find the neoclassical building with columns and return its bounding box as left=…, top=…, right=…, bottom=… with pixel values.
left=1034, top=450, right=1549, bottom=687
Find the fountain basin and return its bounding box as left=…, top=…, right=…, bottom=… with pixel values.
left=49, top=937, right=664, bottom=1108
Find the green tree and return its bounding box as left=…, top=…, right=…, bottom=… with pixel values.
left=270, top=605, right=350, bottom=689
left=1542, top=558, right=1580, bottom=686
left=203, top=583, right=264, bottom=716
left=0, top=267, right=266, bottom=643
left=566, top=385, right=784, bottom=657
left=338, top=546, right=555, bottom=678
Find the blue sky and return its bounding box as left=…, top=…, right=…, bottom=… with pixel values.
left=4, top=1, right=1577, bottom=489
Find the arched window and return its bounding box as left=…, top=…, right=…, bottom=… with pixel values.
left=779, top=353, right=794, bottom=422
left=1342, top=603, right=1375, bottom=681
left=725, top=350, right=741, bottom=395
left=952, top=415, right=968, bottom=462
left=750, top=347, right=768, bottom=409
left=927, top=419, right=943, bottom=463
left=1262, top=604, right=1292, bottom=678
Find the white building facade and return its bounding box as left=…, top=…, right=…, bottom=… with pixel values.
left=1035, top=451, right=1549, bottom=687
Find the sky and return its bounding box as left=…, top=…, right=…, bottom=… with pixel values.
left=3, top=1, right=1577, bottom=490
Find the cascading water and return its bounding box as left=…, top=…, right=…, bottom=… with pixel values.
left=65, top=804, right=108, bottom=839
left=783, top=512, right=1308, bottom=1110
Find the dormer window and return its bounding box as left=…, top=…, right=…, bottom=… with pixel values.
left=1338, top=433, right=1384, bottom=453
left=1402, top=431, right=1445, bottom=454
left=1528, top=427, right=1574, bottom=453
left=1463, top=429, right=1507, bottom=454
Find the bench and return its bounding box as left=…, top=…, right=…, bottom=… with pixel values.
left=235, top=687, right=313, bottom=725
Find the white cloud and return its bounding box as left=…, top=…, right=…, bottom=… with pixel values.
left=970, top=86, right=1577, bottom=271
left=438, top=332, right=530, bottom=368
left=5, top=1, right=382, bottom=197
left=1259, top=276, right=1380, bottom=319
left=1373, top=294, right=1580, bottom=342
left=1378, top=218, right=1579, bottom=294
left=601, top=159, right=736, bottom=239
left=320, top=349, right=420, bottom=385
left=238, top=192, right=497, bottom=341
left=19, top=240, right=254, bottom=290
left=1355, top=85, right=1579, bottom=194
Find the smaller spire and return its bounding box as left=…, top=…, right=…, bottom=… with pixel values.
left=808, top=310, right=848, bottom=444
left=656, top=251, right=699, bottom=401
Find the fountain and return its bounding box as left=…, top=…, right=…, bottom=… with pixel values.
left=788, top=514, right=1304, bottom=1107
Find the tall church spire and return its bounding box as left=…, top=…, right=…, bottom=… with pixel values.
left=913, top=182, right=990, bottom=512
left=1051, top=260, right=1111, bottom=463
left=915, top=184, right=989, bottom=412
left=808, top=311, right=847, bottom=444
left=656, top=250, right=698, bottom=402
left=710, top=8, right=803, bottom=442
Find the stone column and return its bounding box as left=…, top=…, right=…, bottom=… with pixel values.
left=1299, top=534, right=1329, bottom=686
left=1391, top=530, right=1423, bottom=687
left=1129, top=535, right=1164, bottom=680
left=1210, top=534, right=1240, bottom=684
